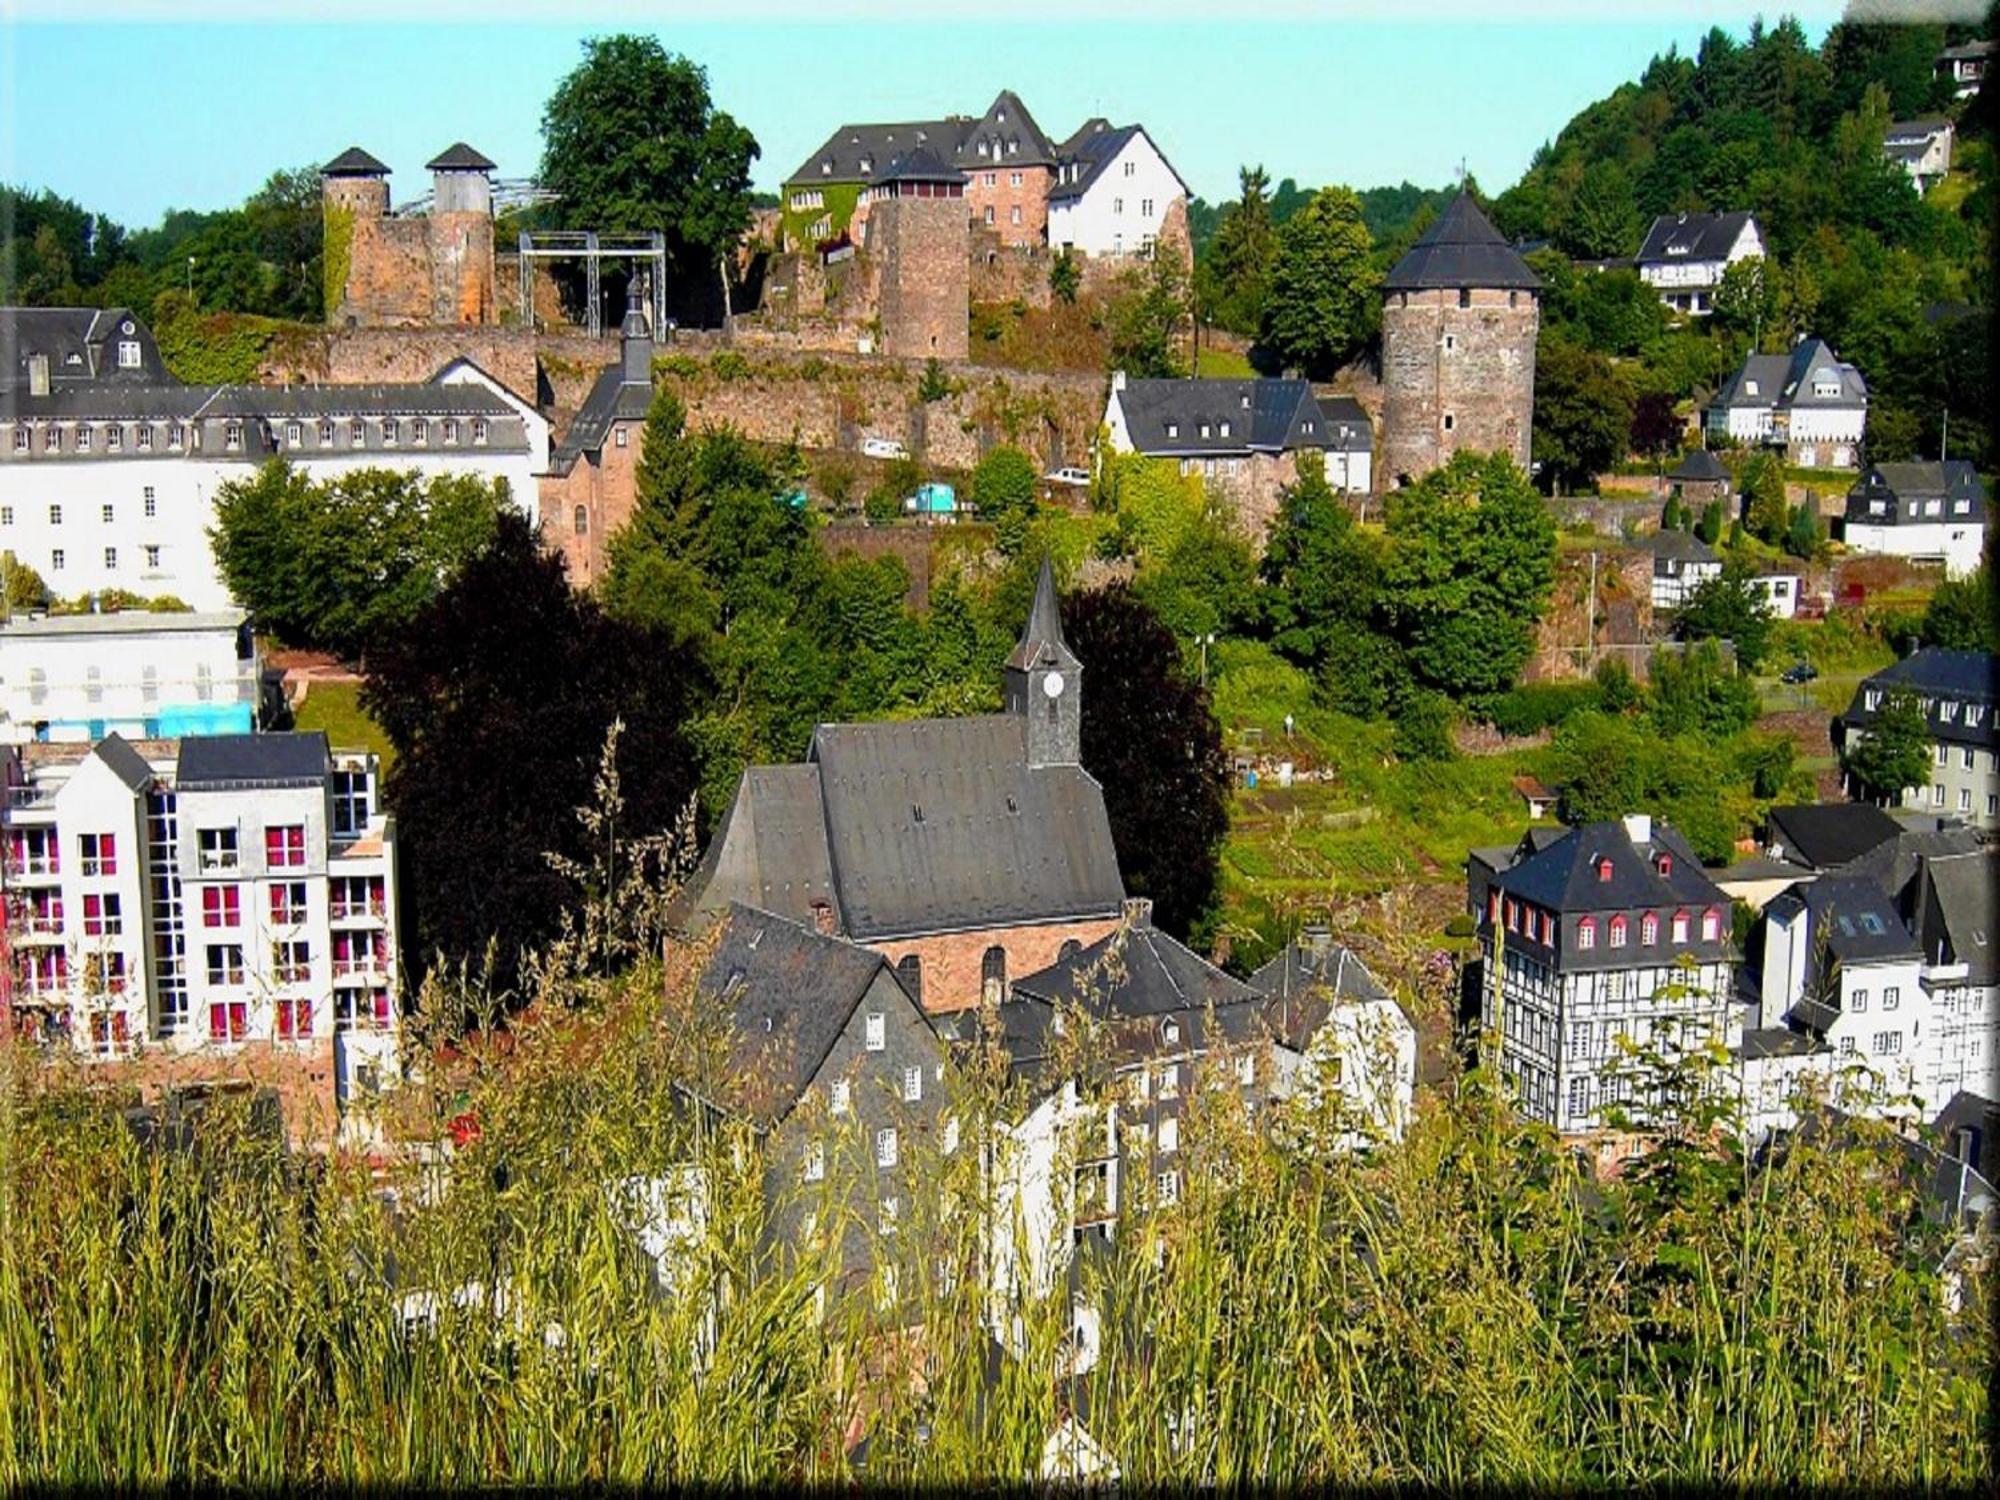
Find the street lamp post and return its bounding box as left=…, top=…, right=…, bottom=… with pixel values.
left=1197, top=632, right=1216, bottom=689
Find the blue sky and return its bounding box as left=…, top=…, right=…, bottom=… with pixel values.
left=3, top=6, right=1862, bottom=228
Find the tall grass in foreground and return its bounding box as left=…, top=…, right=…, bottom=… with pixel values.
left=1, top=968, right=1987, bottom=1488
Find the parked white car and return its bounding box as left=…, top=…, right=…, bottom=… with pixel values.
left=1045, top=466, right=1092, bottom=488
left=861, top=436, right=909, bottom=460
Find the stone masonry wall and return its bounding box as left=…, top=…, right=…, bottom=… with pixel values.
left=539, top=414, right=642, bottom=587
left=336, top=216, right=434, bottom=328
left=427, top=211, right=496, bottom=326
left=1379, top=284, right=1538, bottom=485
left=876, top=194, right=970, bottom=361
left=870, top=915, right=1124, bottom=1014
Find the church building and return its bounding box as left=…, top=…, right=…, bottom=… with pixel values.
left=683, top=560, right=1129, bottom=1013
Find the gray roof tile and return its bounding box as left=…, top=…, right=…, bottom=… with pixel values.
left=175, top=731, right=330, bottom=790
left=1636, top=210, right=1758, bottom=264
left=1384, top=193, right=1542, bottom=292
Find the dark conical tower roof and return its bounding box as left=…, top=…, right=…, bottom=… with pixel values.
left=1008, top=556, right=1074, bottom=672
left=1384, top=191, right=1542, bottom=292
left=322, top=146, right=389, bottom=177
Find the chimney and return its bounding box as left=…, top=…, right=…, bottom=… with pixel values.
left=1622, top=812, right=1652, bottom=847
left=1122, top=897, right=1153, bottom=929
left=809, top=899, right=835, bottom=937
left=1111, top=370, right=1127, bottom=393
left=28, top=353, right=49, bottom=397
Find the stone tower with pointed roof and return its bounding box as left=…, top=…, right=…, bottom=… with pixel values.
left=868, top=147, right=970, bottom=361
left=1004, top=557, right=1082, bottom=767
left=319, top=143, right=497, bottom=328
left=1379, top=191, right=1541, bottom=485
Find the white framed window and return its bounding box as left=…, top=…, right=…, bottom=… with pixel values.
left=803, top=1139, right=825, bottom=1182
left=1157, top=1169, right=1179, bottom=1204
left=1158, top=1063, right=1180, bottom=1098
left=1159, top=1115, right=1180, bottom=1154
left=1883, top=986, right=1900, bottom=1011
left=50, top=549, right=64, bottom=571
left=443, top=419, right=460, bottom=444
left=1851, top=988, right=1868, bottom=1013
left=1236, top=1052, right=1255, bottom=1086
left=383, top=419, right=399, bottom=446
left=167, top=423, right=183, bottom=449
left=319, top=420, right=334, bottom=444
left=223, top=422, right=242, bottom=451
left=413, top=418, right=429, bottom=444
left=865, top=1012, right=885, bottom=1051
left=472, top=419, right=489, bottom=445
left=118, top=340, right=142, bottom=369
left=287, top=422, right=302, bottom=446
left=198, top=827, right=240, bottom=873
left=876, top=1127, right=898, bottom=1168
left=143, top=486, right=156, bottom=517
left=902, top=1065, right=922, bottom=1102
left=145, top=545, right=161, bottom=570
left=614, top=426, right=628, bottom=448
left=11, top=427, right=25, bottom=452
left=830, top=1078, right=851, bottom=1115
left=942, top=1114, right=960, bottom=1154
left=76, top=425, right=91, bottom=452
left=104, top=547, right=117, bottom=571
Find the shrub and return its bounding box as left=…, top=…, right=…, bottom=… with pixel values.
left=711, top=349, right=753, bottom=382
left=1483, top=680, right=1602, bottom=736
left=917, top=357, right=952, bottom=403
left=1390, top=688, right=1457, bottom=762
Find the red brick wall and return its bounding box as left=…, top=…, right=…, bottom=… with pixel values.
left=538, top=416, right=642, bottom=587
left=965, top=166, right=1053, bottom=247
left=89, top=1039, right=343, bottom=1146
left=869, top=916, right=1123, bottom=1014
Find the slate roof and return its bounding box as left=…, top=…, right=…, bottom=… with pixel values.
left=1635, top=210, right=1759, bottom=265
left=1766, top=802, right=1904, bottom=871
left=1938, top=40, right=1993, bottom=62
left=1048, top=124, right=1141, bottom=205
left=786, top=91, right=1055, bottom=186
left=426, top=142, right=496, bottom=172
left=687, top=765, right=841, bottom=929
left=2, top=383, right=212, bottom=423
left=1711, top=337, right=1867, bottom=412
left=1841, top=648, right=2000, bottom=751
left=1779, top=874, right=1922, bottom=966
left=1490, top=819, right=1718, bottom=915
left=1739, top=1025, right=1831, bottom=1060
left=0, top=609, right=247, bottom=640
left=1933, top=1089, right=2000, bottom=1187
left=90, top=734, right=157, bottom=794
left=1383, top=192, right=1542, bottom=292
left=550, top=354, right=654, bottom=474
left=202, top=383, right=517, bottom=420
left=175, top=731, right=331, bottom=791
left=871, top=145, right=966, bottom=186
left=1645, top=528, right=1719, bottom=569
left=1917, top=851, right=1997, bottom=986
left=1112, top=377, right=1360, bottom=457
left=1008, top=556, right=1074, bottom=673
left=322, top=146, right=390, bottom=176
left=1667, top=448, right=1730, bottom=483
left=809, top=715, right=1124, bottom=939
left=1248, top=933, right=1401, bottom=1052
left=698, top=903, right=903, bottom=1125
left=1843, top=460, right=1988, bottom=527
left=1, top=306, right=166, bottom=393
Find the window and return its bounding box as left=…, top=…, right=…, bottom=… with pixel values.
left=319, top=420, right=334, bottom=444
left=1577, top=918, right=1597, bottom=950
left=1123, top=160, right=1136, bottom=177
left=413, top=418, right=429, bottom=444
left=205, top=944, right=245, bottom=986
left=1700, top=909, right=1721, bottom=943
left=143, top=486, right=156, bottom=518
left=335, top=987, right=393, bottom=1032
left=1159, top=1115, right=1180, bottom=1154
left=1671, top=911, right=1690, bottom=944
left=1883, top=986, right=1900, bottom=1011
left=223, top=422, right=241, bottom=451
left=90, top=1011, right=132, bottom=1054
left=1141, top=198, right=1154, bottom=217
left=270, top=882, right=309, bottom=925
left=1963, top=747, right=1976, bottom=770
left=1458, top=288, right=1472, bottom=308
left=1596, top=858, right=1613, bottom=883
left=1166, top=423, right=1179, bottom=438
left=49, top=503, right=62, bottom=526
left=50, top=549, right=64, bottom=571
left=865, top=1012, right=886, bottom=1051
left=265, top=824, right=306, bottom=869
left=208, top=999, right=248, bottom=1042
left=350, top=419, right=365, bottom=446
left=81, top=892, right=123, bottom=936
left=268, top=940, right=310, bottom=985
left=331, top=771, right=371, bottom=838
left=943, top=1114, right=960, bottom=1155
left=1933, top=783, right=1946, bottom=807
left=118, top=339, right=142, bottom=369
left=1010, top=170, right=1022, bottom=187
left=1159, top=1063, right=1180, bottom=1098
left=1010, top=205, right=1022, bottom=225
left=984, top=205, right=995, bottom=225
left=276, top=998, right=313, bottom=1040
left=1873, top=1031, right=1903, bottom=1055
left=443, top=419, right=460, bottom=444
left=382, top=418, right=398, bottom=446
left=1157, top=1170, right=1180, bottom=1205
left=1113, top=198, right=1124, bottom=214
left=803, top=1139, right=825, bottom=1182
left=876, top=1127, right=899, bottom=1168
left=104, top=547, right=117, bottom=571
left=76, top=425, right=91, bottom=452
left=168, top=423, right=183, bottom=449
left=1609, top=915, right=1628, bottom=948
left=1851, top=988, right=1868, bottom=1013
left=1237, top=1052, right=1255, bottom=1087
left=1936, top=743, right=1950, bottom=766
left=1961, top=787, right=1973, bottom=812
left=1641, top=912, right=1659, bottom=945
left=472, top=419, right=488, bottom=445
left=79, top=833, right=117, bottom=877
left=830, top=1078, right=851, bottom=1115
left=879, top=1197, right=899, bottom=1235
left=573, top=505, right=589, bottom=536
left=1442, top=413, right=1455, bottom=432
left=198, top=827, right=239, bottom=872
left=145, top=544, right=160, bottom=570
left=9, top=426, right=22, bottom=453
left=896, top=954, right=923, bottom=1004
left=614, top=425, right=628, bottom=448
left=287, top=422, right=303, bottom=447
left=0, top=505, right=9, bottom=524
left=202, top=885, right=242, bottom=929
left=1838, top=1036, right=1856, bottom=1056
left=902, top=1065, right=922, bottom=1102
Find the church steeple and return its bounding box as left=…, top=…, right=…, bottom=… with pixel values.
left=1004, top=557, right=1082, bottom=767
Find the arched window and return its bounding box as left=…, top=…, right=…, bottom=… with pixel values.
left=1671, top=910, right=1690, bottom=945
left=1577, top=918, right=1597, bottom=951
left=1609, top=915, right=1628, bottom=948
left=1700, top=908, right=1721, bottom=943
left=1057, top=939, right=1082, bottom=962
left=1641, top=912, right=1659, bottom=945
left=1489, top=889, right=1502, bottom=923
left=573, top=504, right=589, bottom=536
left=1540, top=911, right=1555, bottom=945
left=895, top=954, right=922, bottom=1006
left=981, top=945, right=1007, bottom=1006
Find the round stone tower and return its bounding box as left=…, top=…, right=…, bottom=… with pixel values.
left=1379, top=191, right=1541, bottom=486
left=320, top=145, right=391, bottom=221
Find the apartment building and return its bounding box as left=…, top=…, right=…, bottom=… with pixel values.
left=1838, top=647, right=2000, bottom=830
left=1, top=730, right=399, bottom=1134
left=1474, top=814, right=1740, bottom=1134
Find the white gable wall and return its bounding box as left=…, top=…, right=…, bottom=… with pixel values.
left=1048, top=131, right=1184, bottom=258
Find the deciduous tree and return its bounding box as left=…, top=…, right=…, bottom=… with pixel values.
left=1258, top=186, right=1379, bottom=378
left=1843, top=687, right=1933, bottom=804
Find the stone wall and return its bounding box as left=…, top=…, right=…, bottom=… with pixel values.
left=335, top=216, right=434, bottom=328
left=427, top=210, right=496, bottom=326
left=539, top=416, right=643, bottom=588
left=1380, top=284, right=1538, bottom=486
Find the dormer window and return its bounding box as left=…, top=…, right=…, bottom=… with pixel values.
left=1700, top=908, right=1721, bottom=943
left=1596, top=858, right=1614, bottom=883
left=167, top=424, right=183, bottom=450
left=1744, top=379, right=1759, bottom=396
left=1166, top=423, right=1178, bottom=438
left=319, top=420, right=334, bottom=444
left=1577, top=918, right=1597, bottom=950
left=117, top=340, right=142, bottom=369
left=105, top=426, right=122, bottom=452
left=1609, top=915, right=1628, bottom=947
left=1671, top=910, right=1690, bottom=944
left=76, top=425, right=91, bottom=453
left=859, top=157, right=871, bottom=174
left=413, top=418, right=428, bottom=444
left=1641, top=912, right=1659, bottom=945
left=1656, top=852, right=1672, bottom=876
left=222, top=422, right=241, bottom=452
left=1219, top=421, right=1230, bottom=437
left=1199, top=423, right=1211, bottom=439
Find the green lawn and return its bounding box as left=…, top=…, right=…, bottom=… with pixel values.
left=290, top=679, right=393, bottom=770
left=1195, top=346, right=1256, bottom=378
